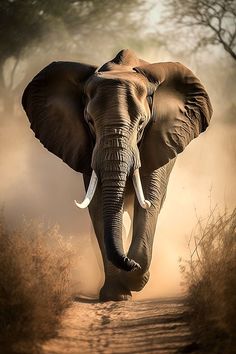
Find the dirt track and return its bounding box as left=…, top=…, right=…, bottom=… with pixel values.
left=42, top=297, right=198, bottom=354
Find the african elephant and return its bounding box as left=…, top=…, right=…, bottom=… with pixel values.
left=22, top=49, right=212, bottom=301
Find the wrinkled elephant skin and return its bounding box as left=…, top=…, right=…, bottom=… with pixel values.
left=22, top=49, right=212, bottom=301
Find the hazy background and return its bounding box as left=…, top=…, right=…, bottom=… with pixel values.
left=0, top=0, right=235, bottom=299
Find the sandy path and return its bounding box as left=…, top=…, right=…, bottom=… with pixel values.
left=42, top=297, right=197, bottom=354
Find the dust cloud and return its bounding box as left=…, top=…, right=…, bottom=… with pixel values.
left=0, top=31, right=235, bottom=300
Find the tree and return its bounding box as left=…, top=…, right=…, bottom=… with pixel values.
left=160, top=0, right=236, bottom=60
left=0, top=0, right=146, bottom=113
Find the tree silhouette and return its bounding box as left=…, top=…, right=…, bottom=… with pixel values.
left=0, top=0, right=146, bottom=113
left=161, top=0, right=236, bottom=60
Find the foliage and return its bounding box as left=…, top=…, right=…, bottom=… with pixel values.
left=0, top=0, right=146, bottom=61
left=181, top=208, right=236, bottom=353
left=0, top=215, right=74, bottom=354
left=0, top=0, right=147, bottom=112
left=159, top=0, right=236, bottom=60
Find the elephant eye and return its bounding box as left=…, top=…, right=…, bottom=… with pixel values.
left=138, top=119, right=145, bottom=132
left=87, top=117, right=94, bottom=127
left=86, top=117, right=95, bottom=135
left=146, top=94, right=153, bottom=108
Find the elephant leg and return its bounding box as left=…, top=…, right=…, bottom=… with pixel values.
left=83, top=174, right=131, bottom=301
left=121, top=160, right=175, bottom=291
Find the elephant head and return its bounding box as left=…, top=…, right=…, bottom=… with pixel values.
left=22, top=49, right=212, bottom=272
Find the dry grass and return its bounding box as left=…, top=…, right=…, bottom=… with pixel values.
left=0, top=213, right=74, bottom=354
left=181, top=208, right=236, bottom=354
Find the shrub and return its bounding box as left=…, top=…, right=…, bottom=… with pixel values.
left=181, top=208, right=236, bottom=354
left=0, top=215, right=73, bottom=354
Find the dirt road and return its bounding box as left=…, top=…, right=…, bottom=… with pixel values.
left=42, top=297, right=198, bottom=354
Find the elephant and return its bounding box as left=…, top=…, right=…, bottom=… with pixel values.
left=22, top=49, right=212, bottom=301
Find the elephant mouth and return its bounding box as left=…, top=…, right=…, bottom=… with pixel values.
left=74, top=168, right=151, bottom=209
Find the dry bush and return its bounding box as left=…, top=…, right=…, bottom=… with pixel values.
left=0, top=214, right=74, bottom=354
left=181, top=208, right=236, bottom=354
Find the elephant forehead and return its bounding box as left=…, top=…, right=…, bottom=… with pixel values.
left=85, top=71, right=148, bottom=98
left=97, top=71, right=149, bottom=88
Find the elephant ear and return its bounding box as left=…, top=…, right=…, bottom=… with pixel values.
left=135, top=62, right=213, bottom=173
left=22, top=61, right=97, bottom=173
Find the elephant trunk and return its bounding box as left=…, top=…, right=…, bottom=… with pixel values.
left=92, top=127, right=143, bottom=271
left=102, top=172, right=141, bottom=272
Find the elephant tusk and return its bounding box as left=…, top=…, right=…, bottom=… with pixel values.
left=74, top=170, right=98, bottom=209
left=132, top=169, right=151, bottom=209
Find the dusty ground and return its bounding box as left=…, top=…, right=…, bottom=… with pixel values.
left=42, top=297, right=198, bottom=354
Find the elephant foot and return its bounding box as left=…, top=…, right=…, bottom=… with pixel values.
left=99, top=279, right=132, bottom=302
left=122, top=270, right=150, bottom=291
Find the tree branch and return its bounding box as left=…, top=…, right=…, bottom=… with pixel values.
left=161, top=0, right=236, bottom=60
left=8, top=57, right=19, bottom=91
